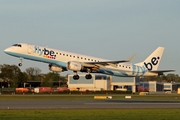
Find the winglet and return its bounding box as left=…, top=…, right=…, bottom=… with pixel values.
left=127, top=54, right=136, bottom=62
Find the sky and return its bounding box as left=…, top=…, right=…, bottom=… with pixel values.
left=0, top=0, right=180, bottom=75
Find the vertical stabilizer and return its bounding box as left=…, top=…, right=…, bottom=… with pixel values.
left=135, top=47, right=164, bottom=71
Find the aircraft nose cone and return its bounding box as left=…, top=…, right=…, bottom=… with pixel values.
left=4, top=48, right=10, bottom=53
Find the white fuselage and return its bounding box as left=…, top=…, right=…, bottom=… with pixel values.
left=4, top=43, right=158, bottom=77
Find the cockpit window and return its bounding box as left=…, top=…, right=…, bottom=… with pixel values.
left=12, top=44, right=22, bottom=47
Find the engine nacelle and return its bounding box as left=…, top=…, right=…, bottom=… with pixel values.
left=49, top=65, right=63, bottom=72
left=67, top=61, right=83, bottom=72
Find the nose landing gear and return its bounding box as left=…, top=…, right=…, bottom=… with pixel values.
left=18, top=63, right=22, bottom=67
left=18, top=58, right=23, bottom=67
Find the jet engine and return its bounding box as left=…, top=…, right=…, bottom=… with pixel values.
left=49, top=64, right=63, bottom=72
left=67, top=61, right=84, bottom=72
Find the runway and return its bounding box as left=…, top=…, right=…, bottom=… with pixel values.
left=0, top=100, right=180, bottom=109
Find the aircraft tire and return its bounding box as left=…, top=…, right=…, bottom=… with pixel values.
left=73, top=75, right=79, bottom=80
left=85, top=74, right=92, bottom=79
left=18, top=63, right=22, bottom=67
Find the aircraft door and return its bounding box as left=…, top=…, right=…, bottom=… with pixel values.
left=27, top=44, right=33, bottom=54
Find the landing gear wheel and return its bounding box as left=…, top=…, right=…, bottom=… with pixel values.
left=85, top=74, right=92, bottom=79
left=73, top=74, right=79, bottom=80
left=18, top=58, right=23, bottom=67
left=18, top=63, right=22, bottom=67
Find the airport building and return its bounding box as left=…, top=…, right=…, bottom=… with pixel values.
left=68, top=74, right=180, bottom=93
left=139, top=81, right=164, bottom=92
left=68, top=74, right=111, bottom=91
left=9, top=74, right=180, bottom=93
left=67, top=74, right=140, bottom=93
left=139, top=81, right=180, bottom=92
left=163, top=82, right=180, bottom=92
left=110, top=76, right=140, bottom=93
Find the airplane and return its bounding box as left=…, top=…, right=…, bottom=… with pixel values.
left=4, top=43, right=174, bottom=80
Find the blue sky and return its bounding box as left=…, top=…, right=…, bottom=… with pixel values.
left=0, top=0, right=180, bottom=75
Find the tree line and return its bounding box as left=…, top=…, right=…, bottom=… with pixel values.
left=0, top=64, right=179, bottom=88
left=140, top=74, right=180, bottom=83
left=0, top=64, right=67, bottom=88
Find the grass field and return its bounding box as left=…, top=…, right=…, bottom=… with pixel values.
left=0, top=109, right=180, bottom=120
left=0, top=94, right=180, bottom=120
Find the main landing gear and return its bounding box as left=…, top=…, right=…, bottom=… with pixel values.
left=73, top=74, right=92, bottom=80
left=85, top=74, right=92, bottom=79
left=85, top=69, right=92, bottom=79
left=73, top=70, right=92, bottom=80
left=73, top=74, right=80, bottom=80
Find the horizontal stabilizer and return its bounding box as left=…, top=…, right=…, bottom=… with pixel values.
left=149, top=70, right=175, bottom=75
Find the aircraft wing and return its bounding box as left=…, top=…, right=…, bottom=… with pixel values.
left=84, top=60, right=129, bottom=66
left=82, top=54, right=136, bottom=68
left=149, top=70, right=175, bottom=75
left=81, top=60, right=128, bottom=70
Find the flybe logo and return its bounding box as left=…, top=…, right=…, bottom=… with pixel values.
left=144, top=57, right=160, bottom=71
left=34, top=46, right=56, bottom=59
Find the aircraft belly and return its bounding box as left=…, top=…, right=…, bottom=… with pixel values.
left=4, top=51, right=25, bottom=58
